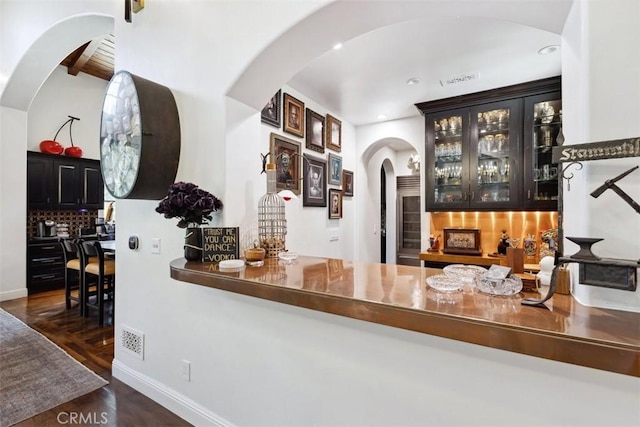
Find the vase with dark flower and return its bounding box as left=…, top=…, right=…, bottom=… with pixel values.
left=155, top=181, right=223, bottom=262
left=184, top=226, right=202, bottom=261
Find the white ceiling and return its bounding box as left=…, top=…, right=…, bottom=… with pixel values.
left=287, top=11, right=565, bottom=127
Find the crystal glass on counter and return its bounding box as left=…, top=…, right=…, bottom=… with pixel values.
left=442, top=264, right=487, bottom=284
left=474, top=272, right=523, bottom=296
left=426, top=274, right=465, bottom=293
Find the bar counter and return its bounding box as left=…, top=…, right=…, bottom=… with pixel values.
left=170, top=256, right=640, bottom=377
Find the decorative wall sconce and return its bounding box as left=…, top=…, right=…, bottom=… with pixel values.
left=407, top=153, right=421, bottom=173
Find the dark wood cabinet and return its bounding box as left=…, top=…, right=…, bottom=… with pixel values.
left=424, top=99, right=522, bottom=211
left=523, top=91, right=562, bottom=210
left=27, top=241, right=65, bottom=293
left=27, top=152, right=104, bottom=210
left=27, top=154, right=53, bottom=209
left=417, top=76, right=561, bottom=212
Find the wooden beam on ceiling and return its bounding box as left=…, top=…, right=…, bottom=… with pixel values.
left=67, top=36, right=106, bottom=76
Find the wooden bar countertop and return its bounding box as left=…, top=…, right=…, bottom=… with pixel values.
left=170, top=256, right=639, bottom=377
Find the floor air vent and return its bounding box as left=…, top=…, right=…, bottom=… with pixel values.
left=121, top=325, right=144, bottom=360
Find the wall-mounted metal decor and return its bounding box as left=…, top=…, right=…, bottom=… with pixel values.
left=590, top=165, right=640, bottom=214
left=552, top=137, right=640, bottom=163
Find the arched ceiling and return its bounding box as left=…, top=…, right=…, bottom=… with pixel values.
left=228, top=0, right=573, bottom=127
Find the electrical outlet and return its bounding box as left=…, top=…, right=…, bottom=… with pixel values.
left=151, top=238, right=161, bottom=254
left=181, top=360, right=190, bottom=382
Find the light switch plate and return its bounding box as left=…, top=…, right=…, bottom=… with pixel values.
left=151, top=238, right=161, bottom=254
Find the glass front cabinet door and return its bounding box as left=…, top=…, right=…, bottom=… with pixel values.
left=425, top=99, right=521, bottom=211
left=426, top=107, right=469, bottom=210
left=523, top=92, right=562, bottom=210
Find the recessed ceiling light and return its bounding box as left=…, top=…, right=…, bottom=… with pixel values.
left=333, top=43, right=343, bottom=50
left=406, top=78, right=420, bottom=86
left=377, top=114, right=387, bottom=120
left=538, top=45, right=559, bottom=55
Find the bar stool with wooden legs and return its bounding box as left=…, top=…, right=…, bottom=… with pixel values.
left=81, top=240, right=115, bottom=326
left=62, top=239, right=98, bottom=314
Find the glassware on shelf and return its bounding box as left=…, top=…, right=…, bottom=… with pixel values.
left=540, top=102, right=555, bottom=124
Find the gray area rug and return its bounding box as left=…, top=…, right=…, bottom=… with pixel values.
left=0, top=308, right=108, bottom=426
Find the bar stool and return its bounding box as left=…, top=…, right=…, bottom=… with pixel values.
left=62, top=239, right=83, bottom=311
left=81, top=240, right=115, bottom=326
left=62, top=239, right=99, bottom=314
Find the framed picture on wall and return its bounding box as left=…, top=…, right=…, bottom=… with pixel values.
left=261, top=89, right=281, bottom=128
left=283, top=93, right=305, bottom=137
left=270, top=132, right=301, bottom=195
left=328, top=188, right=342, bottom=219
left=303, top=154, right=327, bottom=207
left=305, top=108, right=325, bottom=153
left=326, top=114, right=342, bottom=152
left=342, top=169, right=354, bottom=197
left=328, top=153, right=342, bottom=186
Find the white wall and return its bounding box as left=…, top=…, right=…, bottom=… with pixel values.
left=356, top=117, right=425, bottom=263
left=28, top=65, right=106, bottom=159
left=562, top=0, right=640, bottom=312
left=2, top=1, right=639, bottom=426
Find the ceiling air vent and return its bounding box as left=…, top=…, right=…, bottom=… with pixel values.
left=440, top=71, right=480, bottom=87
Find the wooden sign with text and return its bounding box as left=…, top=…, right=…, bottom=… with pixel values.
left=202, top=227, right=239, bottom=262
left=552, top=137, right=640, bottom=163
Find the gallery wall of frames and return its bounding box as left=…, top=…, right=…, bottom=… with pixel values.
left=261, top=89, right=353, bottom=219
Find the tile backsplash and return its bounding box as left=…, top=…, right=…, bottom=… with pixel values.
left=28, top=209, right=98, bottom=239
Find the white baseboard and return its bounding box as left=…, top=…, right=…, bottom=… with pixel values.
left=112, top=359, right=234, bottom=427
left=0, top=288, right=28, bottom=302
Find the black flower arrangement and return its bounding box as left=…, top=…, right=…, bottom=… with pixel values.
left=155, top=182, right=223, bottom=228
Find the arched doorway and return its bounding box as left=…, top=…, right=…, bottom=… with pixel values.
left=0, top=14, right=114, bottom=296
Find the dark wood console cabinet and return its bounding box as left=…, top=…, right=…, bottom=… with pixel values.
left=27, top=241, right=66, bottom=293
left=27, top=151, right=104, bottom=210
left=416, top=77, right=562, bottom=212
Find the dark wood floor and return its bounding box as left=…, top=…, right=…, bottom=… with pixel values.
left=1, top=289, right=191, bottom=426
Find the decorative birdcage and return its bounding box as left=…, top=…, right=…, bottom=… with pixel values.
left=258, top=163, right=286, bottom=257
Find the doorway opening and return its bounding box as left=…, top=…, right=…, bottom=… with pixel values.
left=380, top=165, right=387, bottom=264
